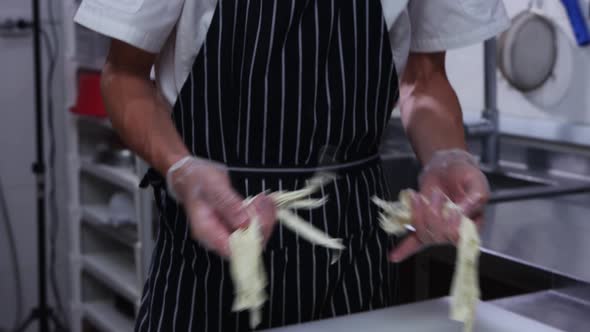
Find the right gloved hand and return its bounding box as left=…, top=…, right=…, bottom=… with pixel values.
left=166, top=156, right=277, bottom=258
left=389, top=149, right=489, bottom=263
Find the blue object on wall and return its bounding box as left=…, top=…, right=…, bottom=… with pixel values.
left=560, top=0, right=590, bottom=46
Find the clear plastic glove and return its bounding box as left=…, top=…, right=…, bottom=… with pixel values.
left=166, top=156, right=277, bottom=258
left=389, top=149, right=490, bottom=262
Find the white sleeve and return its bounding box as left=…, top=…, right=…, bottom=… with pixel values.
left=74, top=0, right=185, bottom=53
left=408, top=0, right=510, bottom=52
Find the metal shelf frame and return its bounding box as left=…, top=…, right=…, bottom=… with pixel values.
left=83, top=301, right=135, bottom=332
left=62, top=1, right=155, bottom=331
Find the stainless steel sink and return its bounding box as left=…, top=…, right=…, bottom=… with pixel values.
left=379, top=120, right=590, bottom=203
left=380, top=152, right=590, bottom=203
left=484, top=171, right=552, bottom=191
left=483, top=168, right=590, bottom=203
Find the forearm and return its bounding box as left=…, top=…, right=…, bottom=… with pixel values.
left=400, top=52, right=466, bottom=164
left=101, top=63, right=189, bottom=175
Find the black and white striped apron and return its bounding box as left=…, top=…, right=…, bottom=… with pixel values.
left=137, top=0, right=400, bottom=330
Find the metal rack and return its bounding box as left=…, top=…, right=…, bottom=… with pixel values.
left=61, top=1, right=154, bottom=332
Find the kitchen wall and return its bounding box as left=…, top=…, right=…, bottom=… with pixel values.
left=0, top=0, right=69, bottom=329
left=447, top=0, right=590, bottom=132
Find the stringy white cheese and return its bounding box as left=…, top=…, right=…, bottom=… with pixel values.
left=230, top=173, right=344, bottom=328
left=229, top=218, right=267, bottom=329
left=450, top=214, right=480, bottom=332
left=269, top=173, right=344, bottom=250
left=373, top=189, right=481, bottom=332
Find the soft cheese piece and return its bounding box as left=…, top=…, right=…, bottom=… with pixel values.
left=271, top=173, right=344, bottom=250
left=372, top=190, right=414, bottom=235
left=277, top=209, right=344, bottom=250
left=229, top=218, right=267, bottom=328
left=449, top=211, right=480, bottom=332
left=373, top=189, right=481, bottom=332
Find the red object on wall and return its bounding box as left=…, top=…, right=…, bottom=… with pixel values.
left=70, top=71, right=107, bottom=118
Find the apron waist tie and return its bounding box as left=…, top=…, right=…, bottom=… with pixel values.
left=226, top=154, right=379, bottom=174
left=140, top=154, right=380, bottom=188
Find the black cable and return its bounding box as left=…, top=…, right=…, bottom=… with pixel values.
left=0, top=175, right=23, bottom=332
left=46, top=3, right=65, bottom=325
left=0, top=16, right=62, bottom=332
left=41, top=1, right=69, bottom=328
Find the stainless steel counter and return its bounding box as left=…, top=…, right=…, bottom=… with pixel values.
left=481, top=193, right=590, bottom=283
left=491, top=288, right=590, bottom=332
left=264, top=297, right=561, bottom=332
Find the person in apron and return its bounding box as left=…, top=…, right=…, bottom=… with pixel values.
left=75, top=0, right=508, bottom=331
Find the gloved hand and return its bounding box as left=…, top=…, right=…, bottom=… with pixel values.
left=166, top=156, right=277, bottom=258
left=389, top=149, right=490, bottom=262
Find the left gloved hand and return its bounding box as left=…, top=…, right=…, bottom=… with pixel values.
left=389, top=149, right=490, bottom=262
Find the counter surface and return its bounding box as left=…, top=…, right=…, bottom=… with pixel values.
left=264, top=297, right=562, bottom=332
left=481, top=192, right=590, bottom=283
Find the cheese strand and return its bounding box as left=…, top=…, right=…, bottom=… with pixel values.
left=277, top=209, right=344, bottom=250
left=228, top=218, right=267, bottom=329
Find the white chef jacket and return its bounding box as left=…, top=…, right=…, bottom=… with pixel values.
left=74, top=0, right=509, bottom=106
